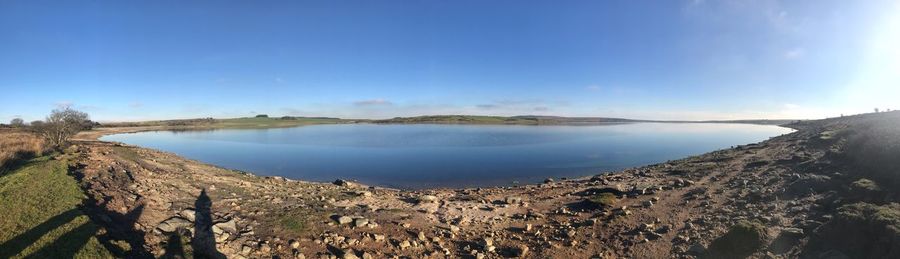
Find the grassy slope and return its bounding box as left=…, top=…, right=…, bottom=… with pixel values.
left=0, top=157, right=113, bottom=258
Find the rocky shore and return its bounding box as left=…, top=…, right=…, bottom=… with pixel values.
left=66, top=111, right=900, bottom=258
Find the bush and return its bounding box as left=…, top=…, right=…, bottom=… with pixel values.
left=31, top=108, right=91, bottom=148
left=255, top=114, right=268, bottom=118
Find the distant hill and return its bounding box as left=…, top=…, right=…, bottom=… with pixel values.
left=374, top=115, right=645, bottom=125
left=374, top=115, right=798, bottom=126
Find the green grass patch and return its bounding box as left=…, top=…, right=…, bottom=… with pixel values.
left=0, top=158, right=113, bottom=258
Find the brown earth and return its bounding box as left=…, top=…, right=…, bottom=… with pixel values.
left=63, top=111, right=900, bottom=259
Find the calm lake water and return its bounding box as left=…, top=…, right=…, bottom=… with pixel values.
left=101, top=123, right=792, bottom=189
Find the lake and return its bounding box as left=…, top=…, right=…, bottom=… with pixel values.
left=100, top=123, right=793, bottom=189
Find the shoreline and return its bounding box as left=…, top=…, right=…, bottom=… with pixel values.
left=57, top=113, right=856, bottom=258
left=84, top=122, right=796, bottom=191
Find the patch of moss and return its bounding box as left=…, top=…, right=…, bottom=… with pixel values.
left=850, top=178, right=881, bottom=192
left=703, top=220, right=767, bottom=259
left=588, top=192, right=618, bottom=208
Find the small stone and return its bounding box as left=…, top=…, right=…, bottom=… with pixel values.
left=418, top=231, right=427, bottom=241
left=341, top=249, right=359, bottom=259
left=354, top=218, right=369, bottom=228
left=290, top=239, right=300, bottom=249
left=398, top=240, right=411, bottom=250
left=525, top=224, right=533, bottom=232
left=336, top=216, right=353, bottom=225
left=418, top=195, right=438, bottom=203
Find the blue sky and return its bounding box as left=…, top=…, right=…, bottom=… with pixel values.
left=1, top=0, right=898, bottom=122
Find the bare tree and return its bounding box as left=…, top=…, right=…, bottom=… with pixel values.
left=9, top=118, right=24, bottom=127
left=32, top=108, right=92, bottom=148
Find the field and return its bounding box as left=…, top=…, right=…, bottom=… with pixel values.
left=0, top=157, right=113, bottom=258
left=0, top=129, right=46, bottom=173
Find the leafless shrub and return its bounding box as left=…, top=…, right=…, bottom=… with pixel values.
left=31, top=107, right=92, bottom=148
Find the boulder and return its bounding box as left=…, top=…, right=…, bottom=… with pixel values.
left=156, top=217, right=192, bottom=233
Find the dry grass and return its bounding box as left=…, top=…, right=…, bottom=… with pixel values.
left=0, top=129, right=46, bottom=172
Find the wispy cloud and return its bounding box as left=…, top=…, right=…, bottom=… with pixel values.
left=280, top=107, right=305, bottom=116
left=54, top=101, right=73, bottom=108
left=784, top=48, right=805, bottom=59
left=353, top=98, right=393, bottom=107
left=129, top=102, right=143, bottom=109
left=585, top=85, right=601, bottom=91
left=476, top=104, right=500, bottom=109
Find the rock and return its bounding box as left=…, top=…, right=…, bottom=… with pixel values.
left=361, top=252, right=373, bottom=259
left=481, top=237, right=494, bottom=247
left=214, top=219, right=238, bottom=234
left=418, top=195, right=438, bottom=203
left=505, top=197, right=523, bottom=204
left=333, top=179, right=356, bottom=187
left=643, top=200, right=654, bottom=207
left=704, top=220, right=767, bottom=258
left=290, top=239, right=300, bottom=249
left=688, top=243, right=706, bottom=255
left=354, top=218, right=369, bottom=228
left=156, top=217, right=192, bottom=233
left=341, top=249, right=358, bottom=259
left=418, top=231, right=426, bottom=241
left=336, top=216, right=353, bottom=225
left=449, top=225, right=460, bottom=232
left=241, top=245, right=253, bottom=255
left=638, top=223, right=655, bottom=232
left=398, top=240, right=411, bottom=250
left=525, top=224, right=533, bottom=232
left=769, top=228, right=805, bottom=254
left=544, top=178, right=554, bottom=183
left=178, top=209, right=196, bottom=222
left=512, top=244, right=529, bottom=257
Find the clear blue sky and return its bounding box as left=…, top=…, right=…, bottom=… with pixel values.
left=2, top=0, right=898, bottom=122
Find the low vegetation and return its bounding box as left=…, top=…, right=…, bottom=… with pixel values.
left=0, top=157, right=113, bottom=258
left=587, top=192, right=619, bottom=208
left=839, top=112, right=900, bottom=191
left=0, top=130, right=46, bottom=173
